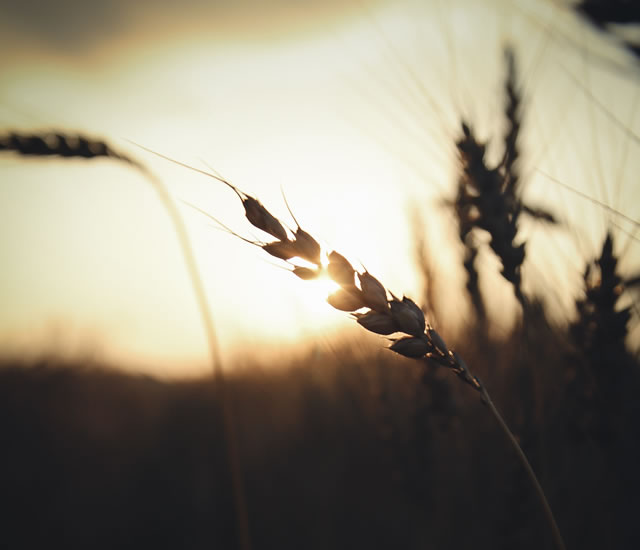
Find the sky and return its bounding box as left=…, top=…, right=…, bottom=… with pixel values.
left=1, top=0, right=639, bottom=376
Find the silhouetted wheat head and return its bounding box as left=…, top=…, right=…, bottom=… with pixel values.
left=575, top=0, right=640, bottom=60
left=451, top=48, right=557, bottom=314
left=567, top=232, right=639, bottom=436
left=0, top=132, right=140, bottom=166
left=165, top=149, right=566, bottom=549
left=571, top=232, right=632, bottom=363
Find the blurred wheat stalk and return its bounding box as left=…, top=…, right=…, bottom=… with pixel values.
left=0, top=132, right=252, bottom=550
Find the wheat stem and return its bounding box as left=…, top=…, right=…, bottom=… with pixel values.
left=0, top=132, right=252, bottom=550
left=142, top=170, right=252, bottom=550
left=479, top=383, right=566, bottom=550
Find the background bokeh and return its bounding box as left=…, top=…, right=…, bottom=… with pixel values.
left=1, top=0, right=639, bottom=376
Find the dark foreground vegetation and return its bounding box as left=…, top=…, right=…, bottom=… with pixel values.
left=1, top=322, right=639, bottom=550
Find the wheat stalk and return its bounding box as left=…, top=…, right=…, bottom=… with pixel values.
left=0, top=132, right=252, bottom=550
left=451, top=50, right=557, bottom=314
left=153, top=147, right=567, bottom=550
left=571, top=231, right=632, bottom=365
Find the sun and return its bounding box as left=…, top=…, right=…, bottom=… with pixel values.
left=286, top=259, right=343, bottom=320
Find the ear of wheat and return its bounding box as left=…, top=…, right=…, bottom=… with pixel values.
left=571, top=231, right=633, bottom=366
left=0, top=132, right=140, bottom=166
left=451, top=49, right=557, bottom=313
left=151, top=145, right=566, bottom=550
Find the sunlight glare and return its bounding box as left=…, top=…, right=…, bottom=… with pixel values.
left=295, top=267, right=342, bottom=318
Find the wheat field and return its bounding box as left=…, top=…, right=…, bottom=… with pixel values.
left=1, top=1, right=639, bottom=549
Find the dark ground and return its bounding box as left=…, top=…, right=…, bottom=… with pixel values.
left=2, top=325, right=639, bottom=550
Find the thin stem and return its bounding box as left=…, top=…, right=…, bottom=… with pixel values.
left=479, top=383, right=566, bottom=550
left=143, top=169, right=252, bottom=550
left=0, top=132, right=253, bottom=550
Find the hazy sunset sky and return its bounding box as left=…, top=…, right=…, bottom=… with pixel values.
left=1, top=0, right=639, bottom=376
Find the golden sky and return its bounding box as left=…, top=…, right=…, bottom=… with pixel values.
left=1, top=0, right=639, bottom=376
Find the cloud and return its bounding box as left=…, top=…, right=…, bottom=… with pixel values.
left=0, top=0, right=127, bottom=51
left=0, top=0, right=368, bottom=54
